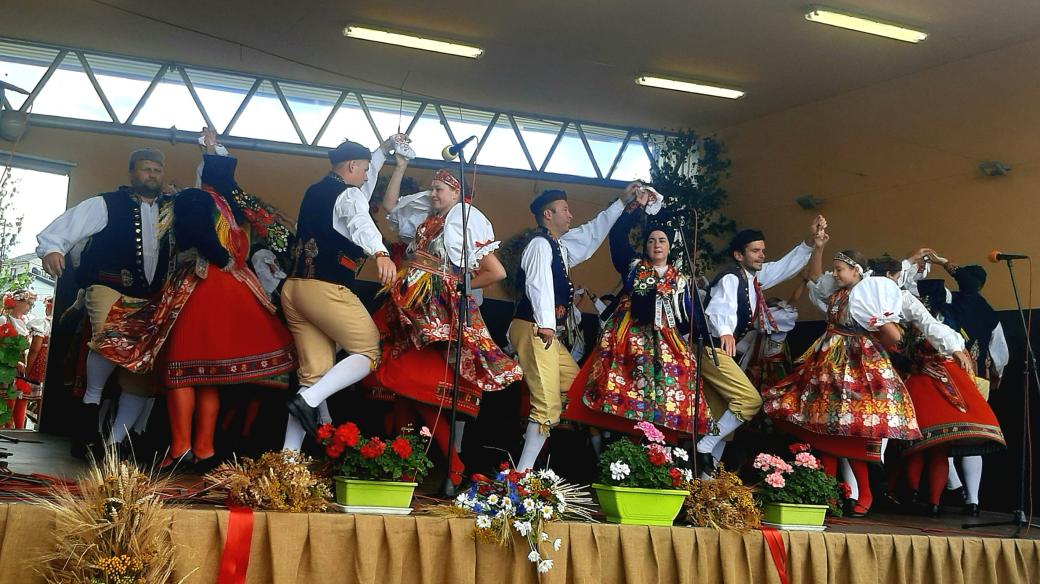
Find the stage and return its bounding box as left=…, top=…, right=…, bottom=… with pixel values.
left=1, top=434, right=1039, bottom=583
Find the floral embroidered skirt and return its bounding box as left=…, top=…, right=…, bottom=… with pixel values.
left=563, top=303, right=709, bottom=436
left=903, top=360, right=1004, bottom=456
left=95, top=265, right=297, bottom=389
left=362, top=270, right=522, bottom=418
left=762, top=327, right=921, bottom=445
left=745, top=341, right=791, bottom=392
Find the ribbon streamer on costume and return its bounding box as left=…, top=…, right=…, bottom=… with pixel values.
left=760, top=526, right=790, bottom=584
left=217, top=505, right=254, bottom=584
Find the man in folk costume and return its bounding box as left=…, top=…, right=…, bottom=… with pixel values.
left=695, top=217, right=828, bottom=474
left=282, top=138, right=400, bottom=449
left=36, top=148, right=172, bottom=458
left=510, top=183, right=651, bottom=471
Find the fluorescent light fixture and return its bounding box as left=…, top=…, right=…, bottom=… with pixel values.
left=635, top=75, right=745, bottom=99
left=805, top=7, right=928, bottom=43
left=343, top=25, right=484, bottom=59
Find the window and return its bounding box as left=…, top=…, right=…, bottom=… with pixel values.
left=0, top=37, right=671, bottom=186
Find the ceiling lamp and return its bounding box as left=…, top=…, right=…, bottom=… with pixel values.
left=343, top=25, right=485, bottom=59
left=635, top=75, right=745, bottom=99
left=805, top=7, right=928, bottom=43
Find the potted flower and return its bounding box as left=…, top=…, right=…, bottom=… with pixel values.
left=319, top=423, right=433, bottom=513
left=753, top=444, right=842, bottom=529
left=592, top=421, right=693, bottom=525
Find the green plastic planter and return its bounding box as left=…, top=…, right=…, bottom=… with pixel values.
left=761, top=502, right=828, bottom=527
left=333, top=477, right=418, bottom=508
left=592, top=483, right=688, bottom=526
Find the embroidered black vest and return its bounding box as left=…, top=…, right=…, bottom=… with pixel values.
left=705, top=264, right=753, bottom=339
left=513, top=230, right=573, bottom=326
left=290, top=174, right=368, bottom=287
left=77, top=188, right=171, bottom=297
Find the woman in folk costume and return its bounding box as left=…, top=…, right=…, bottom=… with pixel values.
left=563, top=202, right=710, bottom=439
left=875, top=256, right=1005, bottom=516
left=365, top=151, right=522, bottom=485
left=95, top=142, right=297, bottom=468
left=1, top=290, right=36, bottom=429
left=763, top=250, right=920, bottom=517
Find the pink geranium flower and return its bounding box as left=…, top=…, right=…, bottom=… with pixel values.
left=794, top=452, right=820, bottom=470
left=764, top=472, right=786, bottom=488
left=634, top=421, right=665, bottom=444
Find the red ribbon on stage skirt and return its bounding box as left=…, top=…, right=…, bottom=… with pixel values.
left=760, top=526, right=789, bottom=584
left=217, top=505, right=254, bottom=584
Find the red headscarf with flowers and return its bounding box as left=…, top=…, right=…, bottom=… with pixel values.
left=433, top=169, right=472, bottom=203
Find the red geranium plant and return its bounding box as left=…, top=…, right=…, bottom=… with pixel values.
left=0, top=319, right=28, bottom=426
left=318, top=423, right=433, bottom=483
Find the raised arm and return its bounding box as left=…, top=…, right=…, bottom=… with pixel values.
left=381, top=153, right=410, bottom=214
left=608, top=204, right=642, bottom=275
left=559, top=182, right=646, bottom=267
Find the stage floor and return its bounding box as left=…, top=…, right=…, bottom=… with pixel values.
left=2, top=431, right=1036, bottom=541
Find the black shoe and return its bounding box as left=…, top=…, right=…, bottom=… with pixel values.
left=287, top=394, right=320, bottom=438
left=963, top=503, right=980, bottom=517
left=927, top=504, right=941, bottom=518
left=844, top=498, right=858, bottom=516
left=695, top=452, right=716, bottom=478
left=193, top=454, right=223, bottom=475
left=943, top=486, right=967, bottom=506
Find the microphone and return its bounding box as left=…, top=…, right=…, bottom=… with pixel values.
left=441, top=136, right=478, bottom=161
left=989, top=250, right=1029, bottom=262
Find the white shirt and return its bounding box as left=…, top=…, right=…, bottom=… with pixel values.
left=519, top=199, right=625, bottom=329
left=899, top=289, right=965, bottom=357
left=897, top=258, right=930, bottom=296
left=36, top=194, right=163, bottom=284
left=331, top=148, right=389, bottom=257
left=705, top=242, right=813, bottom=337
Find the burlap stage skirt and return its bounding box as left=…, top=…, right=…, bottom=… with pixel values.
left=1, top=504, right=1038, bottom=584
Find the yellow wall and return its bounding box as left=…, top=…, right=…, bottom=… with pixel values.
left=715, top=35, right=1040, bottom=311
left=13, top=127, right=629, bottom=300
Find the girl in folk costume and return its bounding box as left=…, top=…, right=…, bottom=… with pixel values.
left=763, top=250, right=920, bottom=517
left=24, top=297, right=52, bottom=395
left=1, top=290, right=36, bottom=429
left=365, top=152, right=522, bottom=485
left=95, top=145, right=297, bottom=468
left=880, top=256, right=1005, bottom=516
left=563, top=203, right=710, bottom=438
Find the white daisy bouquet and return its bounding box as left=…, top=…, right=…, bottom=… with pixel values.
left=454, top=464, right=594, bottom=574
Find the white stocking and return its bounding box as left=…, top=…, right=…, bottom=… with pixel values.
left=517, top=421, right=548, bottom=471
left=961, top=456, right=983, bottom=505
left=840, top=458, right=859, bottom=501
left=299, top=354, right=372, bottom=406
left=84, top=350, right=117, bottom=405
left=696, top=410, right=742, bottom=453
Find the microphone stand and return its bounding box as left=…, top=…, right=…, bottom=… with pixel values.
left=676, top=206, right=719, bottom=479
left=962, top=258, right=1040, bottom=536
left=441, top=144, right=471, bottom=498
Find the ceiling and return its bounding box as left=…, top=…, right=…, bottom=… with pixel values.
left=4, top=0, right=1040, bottom=131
